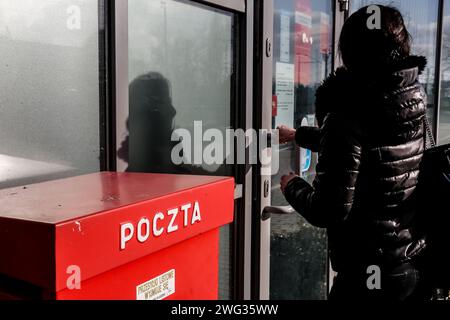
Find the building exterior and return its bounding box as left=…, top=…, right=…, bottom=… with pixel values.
left=0, top=0, right=449, bottom=300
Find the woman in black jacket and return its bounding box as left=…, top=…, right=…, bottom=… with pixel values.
left=278, top=5, right=431, bottom=301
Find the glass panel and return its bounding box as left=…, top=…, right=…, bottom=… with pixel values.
left=439, top=0, right=450, bottom=146
left=126, top=0, right=235, bottom=300
left=270, top=0, right=332, bottom=300
left=351, top=0, right=440, bottom=132
left=0, top=0, right=101, bottom=189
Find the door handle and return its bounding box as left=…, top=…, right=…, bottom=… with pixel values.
left=261, top=205, right=296, bottom=221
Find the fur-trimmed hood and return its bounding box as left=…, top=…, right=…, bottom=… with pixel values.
left=314, top=55, right=428, bottom=128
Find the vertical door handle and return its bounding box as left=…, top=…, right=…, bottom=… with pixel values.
left=266, top=38, right=272, bottom=58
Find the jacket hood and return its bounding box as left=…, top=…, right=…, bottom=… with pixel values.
left=315, top=55, right=428, bottom=129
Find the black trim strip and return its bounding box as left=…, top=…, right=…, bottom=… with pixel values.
left=99, top=0, right=117, bottom=172
left=232, top=7, right=249, bottom=300
left=251, top=0, right=264, bottom=300
left=433, top=0, right=445, bottom=142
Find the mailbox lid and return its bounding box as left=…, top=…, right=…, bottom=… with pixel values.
left=0, top=172, right=235, bottom=292
left=0, top=172, right=234, bottom=224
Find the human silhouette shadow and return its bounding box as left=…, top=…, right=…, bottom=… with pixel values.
left=118, top=72, right=228, bottom=176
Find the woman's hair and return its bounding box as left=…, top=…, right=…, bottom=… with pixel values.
left=339, top=5, right=412, bottom=71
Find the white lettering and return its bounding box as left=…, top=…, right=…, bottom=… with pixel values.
left=167, top=208, right=179, bottom=234
left=137, top=218, right=150, bottom=243
left=120, top=223, right=134, bottom=250
left=181, top=203, right=192, bottom=227
left=119, top=202, right=203, bottom=250
left=153, top=213, right=165, bottom=237
left=192, top=202, right=202, bottom=225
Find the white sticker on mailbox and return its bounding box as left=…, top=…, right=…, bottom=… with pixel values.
left=136, top=269, right=176, bottom=300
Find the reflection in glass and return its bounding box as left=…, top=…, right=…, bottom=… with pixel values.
left=0, top=0, right=101, bottom=189
left=271, top=0, right=332, bottom=300
left=127, top=0, right=235, bottom=300
left=439, top=0, right=450, bottom=146
left=125, top=0, right=234, bottom=177
left=127, top=72, right=179, bottom=174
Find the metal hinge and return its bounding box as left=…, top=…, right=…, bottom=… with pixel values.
left=338, top=0, right=349, bottom=12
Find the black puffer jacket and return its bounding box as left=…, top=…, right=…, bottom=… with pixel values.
left=284, top=56, right=429, bottom=272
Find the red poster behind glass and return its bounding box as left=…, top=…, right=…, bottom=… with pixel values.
left=295, top=0, right=312, bottom=86
left=319, top=13, right=330, bottom=55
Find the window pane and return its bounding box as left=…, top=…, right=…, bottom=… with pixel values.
left=439, top=0, right=450, bottom=145
left=270, top=0, right=332, bottom=300
left=351, top=0, right=440, bottom=131
left=0, top=0, right=101, bottom=189
left=126, top=0, right=235, bottom=300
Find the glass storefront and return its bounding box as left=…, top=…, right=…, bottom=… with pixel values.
left=0, top=0, right=101, bottom=189
left=270, top=0, right=333, bottom=300
left=1, top=0, right=449, bottom=301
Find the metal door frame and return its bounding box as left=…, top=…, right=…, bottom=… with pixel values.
left=253, top=0, right=344, bottom=300
left=252, top=0, right=273, bottom=300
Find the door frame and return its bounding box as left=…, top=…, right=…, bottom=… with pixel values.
left=234, top=0, right=256, bottom=300
left=252, top=0, right=273, bottom=300
left=252, top=0, right=344, bottom=300
left=196, top=0, right=246, bottom=12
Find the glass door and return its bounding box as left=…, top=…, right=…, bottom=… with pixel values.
left=114, top=0, right=251, bottom=300
left=257, top=0, right=335, bottom=300
left=0, top=0, right=103, bottom=189
left=270, top=0, right=333, bottom=300
left=257, top=0, right=447, bottom=301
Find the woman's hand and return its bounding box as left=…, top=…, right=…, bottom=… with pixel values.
left=277, top=125, right=297, bottom=144
left=281, top=172, right=299, bottom=194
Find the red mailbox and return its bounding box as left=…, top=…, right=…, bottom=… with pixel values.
left=0, top=172, right=235, bottom=300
